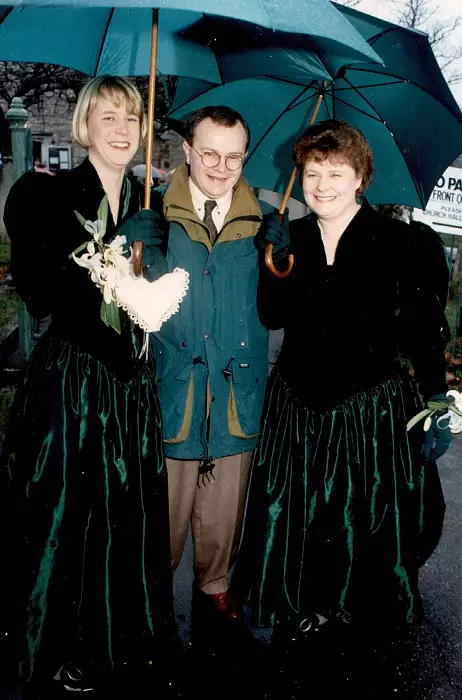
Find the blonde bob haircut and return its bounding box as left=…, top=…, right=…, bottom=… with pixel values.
left=72, top=75, right=147, bottom=148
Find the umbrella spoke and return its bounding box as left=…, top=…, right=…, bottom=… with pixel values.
left=94, top=8, right=114, bottom=75
left=246, top=85, right=315, bottom=165
left=329, top=94, right=384, bottom=123
left=334, top=79, right=406, bottom=92
left=0, top=7, right=13, bottom=24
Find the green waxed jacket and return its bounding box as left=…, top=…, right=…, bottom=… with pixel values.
left=150, top=165, right=269, bottom=460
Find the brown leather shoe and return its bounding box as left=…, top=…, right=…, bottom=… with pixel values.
left=207, top=590, right=244, bottom=622
left=191, top=585, right=257, bottom=654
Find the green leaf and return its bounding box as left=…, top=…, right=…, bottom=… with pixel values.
left=97, top=196, right=109, bottom=236
left=100, top=299, right=121, bottom=334
left=427, top=400, right=450, bottom=411
left=74, top=210, right=87, bottom=228
left=406, top=408, right=432, bottom=431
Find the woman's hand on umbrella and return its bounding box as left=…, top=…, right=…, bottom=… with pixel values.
left=119, top=209, right=169, bottom=279
left=119, top=209, right=168, bottom=251
left=254, top=210, right=290, bottom=262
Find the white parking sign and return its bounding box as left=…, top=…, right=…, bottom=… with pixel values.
left=413, top=166, right=462, bottom=236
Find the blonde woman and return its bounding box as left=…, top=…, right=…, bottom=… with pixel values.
left=2, top=76, right=181, bottom=694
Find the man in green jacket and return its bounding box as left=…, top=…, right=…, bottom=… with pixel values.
left=151, top=106, right=269, bottom=646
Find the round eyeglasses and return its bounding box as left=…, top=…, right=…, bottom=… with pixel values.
left=190, top=145, right=244, bottom=172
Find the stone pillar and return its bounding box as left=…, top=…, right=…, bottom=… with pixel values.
left=6, top=96, right=32, bottom=366
left=6, top=97, right=30, bottom=183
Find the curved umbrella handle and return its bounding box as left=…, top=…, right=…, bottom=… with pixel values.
left=264, top=84, right=327, bottom=279
left=264, top=165, right=297, bottom=278
left=132, top=240, right=144, bottom=278
left=264, top=243, right=294, bottom=278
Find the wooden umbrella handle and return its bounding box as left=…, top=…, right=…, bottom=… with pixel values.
left=131, top=9, right=159, bottom=280
left=132, top=241, right=144, bottom=277
left=264, top=82, right=327, bottom=278
left=264, top=243, right=294, bottom=279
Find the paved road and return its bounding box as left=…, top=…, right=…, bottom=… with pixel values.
left=174, top=434, right=462, bottom=699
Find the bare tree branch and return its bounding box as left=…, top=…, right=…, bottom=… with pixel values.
left=0, top=62, right=86, bottom=112
left=389, top=0, right=462, bottom=85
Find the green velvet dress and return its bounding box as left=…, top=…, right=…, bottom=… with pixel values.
left=233, top=203, right=449, bottom=628
left=1, top=160, right=175, bottom=683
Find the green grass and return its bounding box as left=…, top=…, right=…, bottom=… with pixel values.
left=445, top=298, right=460, bottom=354
left=0, top=386, right=16, bottom=444
left=0, top=291, right=18, bottom=328
left=0, top=243, right=10, bottom=263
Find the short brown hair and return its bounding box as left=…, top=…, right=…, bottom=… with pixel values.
left=72, top=75, right=146, bottom=148
left=185, top=105, right=251, bottom=152
left=293, top=119, right=374, bottom=194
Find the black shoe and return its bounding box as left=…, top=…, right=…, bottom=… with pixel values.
left=272, top=613, right=331, bottom=651
left=54, top=662, right=95, bottom=693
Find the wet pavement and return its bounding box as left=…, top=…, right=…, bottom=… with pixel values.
left=173, top=433, right=462, bottom=699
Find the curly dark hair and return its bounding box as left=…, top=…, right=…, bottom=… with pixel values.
left=185, top=105, right=251, bottom=152
left=293, top=119, right=374, bottom=194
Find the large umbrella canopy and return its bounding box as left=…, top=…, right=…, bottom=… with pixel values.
left=170, top=4, right=462, bottom=208
left=0, top=0, right=377, bottom=36
left=0, top=0, right=383, bottom=225
left=0, top=1, right=380, bottom=80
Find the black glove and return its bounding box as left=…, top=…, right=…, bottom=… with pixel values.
left=119, top=209, right=169, bottom=280
left=254, top=210, right=290, bottom=261
left=423, top=394, right=452, bottom=460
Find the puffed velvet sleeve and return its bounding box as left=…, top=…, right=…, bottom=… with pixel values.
left=4, top=171, right=102, bottom=323
left=256, top=256, right=293, bottom=330
left=5, top=172, right=66, bottom=318
left=256, top=216, right=304, bottom=331
left=397, top=221, right=451, bottom=401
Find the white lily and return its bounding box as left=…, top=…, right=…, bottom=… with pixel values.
left=437, top=389, right=462, bottom=434
left=83, top=219, right=104, bottom=244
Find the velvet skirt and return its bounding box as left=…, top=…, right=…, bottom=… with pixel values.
left=1, top=333, right=174, bottom=683
left=233, top=369, right=445, bottom=628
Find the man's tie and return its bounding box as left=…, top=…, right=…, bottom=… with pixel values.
left=203, top=199, right=218, bottom=245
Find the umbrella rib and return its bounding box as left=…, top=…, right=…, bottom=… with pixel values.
left=327, top=83, right=334, bottom=119
left=262, top=75, right=333, bottom=90
left=340, top=74, right=397, bottom=127
left=339, top=76, right=426, bottom=207
left=367, top=26, right=414, bottom=47
left=334, top=79, right=405, bottom=91
left=246, top=84, right=316, bottom=165
left=202, top=14, right=226, bottom=86
left=330, top=94, right=384, bottom=122
left=349, top=67, right=462, bottom=121
left=0, top=7, right=14, bottom=26
left=284, top=82, right=331, bottom=113
left=94, top=7, right=115, bottom=76
left=170, top=82, right=224, bottom=114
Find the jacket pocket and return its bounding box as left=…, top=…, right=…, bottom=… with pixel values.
left=227, top=358, right=267, bottom=438
left=158, top=365, right=194, bottom=443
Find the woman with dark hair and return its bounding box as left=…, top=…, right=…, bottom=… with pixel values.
left=1, top=75, right=188, bottom=695
left=234, top=119, right=452, bottom=642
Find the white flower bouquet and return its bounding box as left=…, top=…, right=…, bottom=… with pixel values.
left=71, top=198, right=189, bottom=340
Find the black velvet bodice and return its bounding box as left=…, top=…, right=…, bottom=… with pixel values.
left=5, top=159, right=146, bottom=380
left=258, top=203, right=449, bottom=409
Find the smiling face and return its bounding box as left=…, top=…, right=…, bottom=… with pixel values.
left=183, top=117, right=247, bottom=200
left=302, top=156, right=363, bottom=222
left=86, top=92, right=140, bottom=174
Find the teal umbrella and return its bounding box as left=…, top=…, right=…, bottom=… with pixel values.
left=0, top=1, right=379, bottom=78
left=170, top=4, right=462, bottom=211
left=0, top=0, right=381, bottom=214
